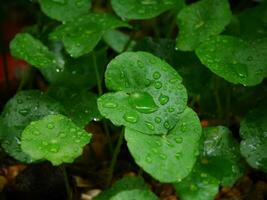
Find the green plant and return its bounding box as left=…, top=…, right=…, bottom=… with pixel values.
left=1, top=0, right=267, bottom=199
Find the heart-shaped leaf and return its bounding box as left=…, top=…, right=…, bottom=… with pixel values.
left=196, top=35, right=267, bottom=86
left=39, top=0, right=91, bottom=22
left=97, top=51, right=187, bottom=135
left=21, top=114, right=91, bottom=165
left=174, top=164, right=219, bottom=200
left=111, top=0, right=185, bottom=20
left=0, top=90, right=65, bottom=163
left=240, top=102, right=267, bottom=172
left=10, top=33, right=57, bottom=69
left=48, top=87, right=102, bottom=127
left=50, top=13, right=130, bottom=57
left=125, top=107, right=202, bottom=182
left=94, top=176, right=158, bottom=200
left=176, top=0, right=232, bottom=51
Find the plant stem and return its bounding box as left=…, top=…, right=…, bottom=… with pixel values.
left=62, top=165, right=72, bottom=200
left=213, top=76, right=223, bottom=118
left=17, top=66, right=32, bottom=91
left=92, top=52, right=103, bottom=95
left=106, top=129, right=125, bottom=187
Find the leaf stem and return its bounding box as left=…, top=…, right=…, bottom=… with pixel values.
left=106, top=129, right=125, bottom=187
left=213, top=76, right=223, bottom=118
left=92, top=51, right=103, bottom=95
left=61, top=165, right=72, bottom=200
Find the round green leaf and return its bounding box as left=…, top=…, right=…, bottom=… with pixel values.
left=0, top=90, right=65, bottom=163
left=240, top=102, right=267, bottom=172
left=174, top=165, right=219, bottom=200
left=39, top=0, right=91, bottom=22
left=50, top=13, right=130, bottom=57
left=48, top=87, right=102, bottom=127
left=200, top=126, right=245, bottom=186
left=10, top=33, right=57, bottom=69
left=176, top=0, right=232, bottom=51
left=97, top=51, right=187, bottom=135
left=125, top=107, right=202, bottom=182
left=111, top=0, right=185, bottom=20
left=21, top=114, right=91, bottom=165
left=196, top=35, right=267, bottom=86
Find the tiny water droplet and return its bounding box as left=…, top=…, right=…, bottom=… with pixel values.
left=181, top=122, right=187, bottom=132
left=33, top=131, right=40, bottom=135
left=47, top=123, right=54, bottom=129
left=154, top=81, right=162, bottom=89
left=158, top=94, right=169, bottom=105
left=167, top=107, right=175, bottom=113
left=137, top=60, right=144, bottom=68
left=145, top=122, right=155, bottom=130
left=42, top=141, right=48, bottom=146
left=146, top=155, right=152, bottom=163
left=190, top=184, right=198, bottom=191
left=175, top=152, right=181, bottom=159
left=153, top=71, right=161, bottom=79
left=175, top=137, right=183, bottom=144
left=123, top=112, right=138, bottom=123
left=159, top=153, right=167, bottom=160
left=164, top=121, right=171, bottom=129
left=155, top=140, right=162, bottom=147
left=19, top=109, right=29, bottom=116
left=103, top=102, right=118, bottom=108
left=154, top=117, right=162, bottom=124
left=17, top=99, right=23, bottom=104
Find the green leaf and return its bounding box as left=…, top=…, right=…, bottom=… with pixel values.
left=21, top=114, right=91, bottom=165
left=97, top=51, right=187, bottom=135
left=196, top=35, right=267, bottom=86
left=174, top=165, right=219, bottom=200
left=103, top=30, right=136, bottom=53
left=200, top=126, right=245, bottom=186
left=176, top=0, right=231, bottom=51
left=39, top=0, right=91, bottom=22
left=240, top=102, right=267, bottom=172
left=94, top=176, right=158, bottom=200
left=0, top=90, right=65, bottom=163
left=10, top=33, right=57, bottom=69
left=48, top=87, right=102, bottom=127
left=111, top=0, right=185, bottom=20
left=125, top=107, right=202, bottom=182
left=41, top=49, right=106, bottom=89
left=50, top=13, right=129, bottom=57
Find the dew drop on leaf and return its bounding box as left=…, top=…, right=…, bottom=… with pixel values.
left=123, top=112, right=138, bottom=123
left=158, top=94, right=169, bottom=105
left=154, top=81, right=162, bottom=89
left=175, top=137, right=183, bottom=144
left=153, top=71, right=161, bottom=79
left=103, top=102, right=118, bottom=108
left=129, top=91, right=158, bottom=113
left=145, top=122, right=155, bottom=130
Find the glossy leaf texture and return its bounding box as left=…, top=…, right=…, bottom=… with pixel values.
left=200, top=126, right=245, bottom=186
left=240, top=102, right=267, bottom=172
left=174, top=165, right=219, bottom=200
left=111, top=0, right=185, bottom=20
left=21, top=114, right=91, bottom=165
left=196, top=35, right=267, bottom=86
left=48, top=87, right=102, bottom=127
left=176, top=0, right=232, bottom=51
left=50, top=13, right=130, bottom=57
left=125, top=107, right=202, bottom=182
left=97, top=51, right=187, bottom=135
left=39, top=0, right=91, bottom=22
left=10, top=33, right=57, bottom=69
left=0, top=90, right=65, bottom=163
left=94, top=176, right=158, bottom=200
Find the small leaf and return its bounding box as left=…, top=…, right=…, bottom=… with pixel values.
left=94, top=176, right=158, bottom=200
left=39, top=0, right=91, bottom=22
left=176, top=0, right=231, bottom=51
left=0, top=90, right=65, bottom=163
left=240, top=102, right=267, bottom=172
left=97, top=51, right=187, bottom=135
left=21, top=114, right=91, bottom=165
left=50, top=13, right=130, bottom=57
left=125, top=107, right=202, bottom=182
left=111, top=0, right=185, bottom=20
left=174, top=165, right=219, bottom=200
left=48, top=87, right=102, bottom=127
left=200, top=126, right=245, bottom=186
left=196, top=35, right=267, bottom=86
left=10, top=33, right=57, bottom=69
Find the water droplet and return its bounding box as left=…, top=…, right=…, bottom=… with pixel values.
left=155, top=140, right=162, bottom=147
left=164, top=121, right=171, bottom=129
left=123, top=112, right=138, bottom=123
left=190, top=184, right=198, bottom=191
left=19, top=109, right=29, bottom=116
left=49, top=144, right=60, bottom=153
left=167, top=107, right=175, bottom=113
left=33, top=131, right=40, bottom=135
left=59, top=132, right=66, bottom=138
left=103, top=102, right=118, bottom=108
left=169, top=78, right=180, bottom=83
left=154, top=81, right=162, bottom=89
left=47, top=123, right=54, bottom=129
left=247, top=56, right=253, bottom=61
left=149, top=58, right=156, bottom=64
left=17, top=99, right=23, bottom=104
left=144, top=79, right=151, bottom=86
left=137, top=60, right=144, bottom=68
left=145, top=122, right=155, bottom=130
left=200, top=173, right=207, bottom=178
left=154, top=117, right=162, bottom=124
left=42, top=141, right=48, bottom=146
left=175, top=152, right=181, bottom=159
left=152, top=148, right=158, bottom=153
left=166, top=140, right=174, bottom=147
left=175, top=137, right=183, bottom=144
left=129, top=92, right=158, bottom=113
left=158, top=94, right=169, bottom=105
left=75, top=139, right=81, bottom=143
left=145, top=155, right=152, bottom=163
left=160, top=153, right=167, bottom=160
left=153, top=71, right=161, bottom=79
left=181, top=122, right=187, bottom=132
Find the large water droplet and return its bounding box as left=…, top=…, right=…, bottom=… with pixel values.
left=129, top=91, right=158, bottom=113
left=123, top=112, right=138, bottom=123
left=158, top=94, right=169, bottom=105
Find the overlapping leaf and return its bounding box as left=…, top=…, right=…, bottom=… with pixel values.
left=97, top=51, right=187, bottom=135
left=125, top=107, right=202, bottom=182
left=0, top=90, right=65, bottom=163
left=39, top=0, right=91, bottom=22
left=240, top=102, right=267, bottom=172
left=196, top=35, right=267, bottom=86
left=21, top=114, right=91, bottom=165
left=50, top=13, right=130, bottom=57
left=176, top=0, right=231, bottom=51
left=111, top=0, right=185, bottom=20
